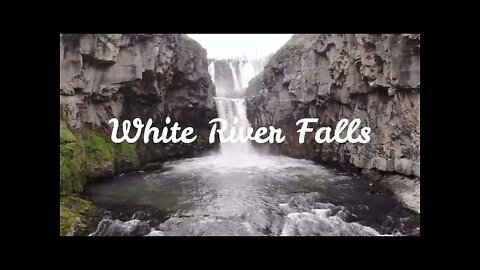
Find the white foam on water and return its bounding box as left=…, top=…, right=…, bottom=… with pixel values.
left=280, top=206, right=384, bottom=236
left=145, top=230, right=165, bottom=236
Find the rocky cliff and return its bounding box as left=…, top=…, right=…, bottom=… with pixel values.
left=246, top=34, right=420, bottom=210
left=60, top=34, right=218, bottom=235
left=245, top=70, right=264, bottom=97
left=60, top=34, right=217, bottom=194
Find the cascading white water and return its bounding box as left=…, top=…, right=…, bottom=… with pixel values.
left=251, top=55, right=271, bottom=76
left=208, top=62, right=215, bottom=84
left=214, top=97, right=256, bottom=160
left=239, top=61, right=255, bottom=90
left=210, top=59, right=262, bottom=97
left=229, top=63, right=242, bottom=91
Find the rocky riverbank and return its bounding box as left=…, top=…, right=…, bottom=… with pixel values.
left=59, top=34, right=218, bottom=235
left=59, top=34, right=421, bottom=236
left=246, top=34, right=420, bottom=213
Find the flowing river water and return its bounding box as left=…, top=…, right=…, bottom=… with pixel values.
left=83, top=97, right=420, bottom=236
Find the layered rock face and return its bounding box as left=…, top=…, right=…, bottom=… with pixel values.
left=247, top=34, right=420, bottom=179
left=245, top=70, right=264, bottom=97
left=60, top=34, right=217, bottom=193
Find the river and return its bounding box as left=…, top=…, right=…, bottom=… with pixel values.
left=82, top=97, right=419, bottom=236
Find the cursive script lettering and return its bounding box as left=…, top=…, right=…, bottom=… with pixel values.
left=108, top=117, right=370, bottom=145
left=296, top=118, right=371, bottom=144
left=208, top=117, right=286, bottom=144
left=109, top=117, right=197, bottom=144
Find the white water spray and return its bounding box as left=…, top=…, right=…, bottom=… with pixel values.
left=239, top=61, right=255, bottom=90
left=229, top=63, right=242, bottom=91
left=214, top=97, right=255, bottom=158
left=208, top=62, right=215, bottom=84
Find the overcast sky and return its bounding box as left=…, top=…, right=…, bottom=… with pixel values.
left=187, top=34, right=293, bottom=60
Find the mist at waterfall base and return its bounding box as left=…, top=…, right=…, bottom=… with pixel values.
left=83, top=94, right=419, bottom=236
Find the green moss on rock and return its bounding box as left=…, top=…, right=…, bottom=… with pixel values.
left=60, top=121, right=76, bottom=144
left=81, top=130, right=115, bottom=177
left=115, top=141, right=136, bottom=158
left=60, top=121, right=85, bottom=193
left=60, top=121, right=141, bottom=193
left=60, top=141, right=85, bottom=193
left=60, top=195, right=101, bottom=236
left=115, top=142, right=140, bottom=171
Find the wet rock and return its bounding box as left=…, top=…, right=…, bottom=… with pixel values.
left=90, top=219, right=151, bottom=236
left=361, top=168, right=419, bottom=213
left=140, top=161, right=164, bottom=172
left=60, top=195, right=101, bottom=236
left=379, top=175, right=420, bottom=214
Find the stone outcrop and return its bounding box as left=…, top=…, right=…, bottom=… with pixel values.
left=363, top=170, right=420, bottom=213
left=90, top=218, right=152, bottom=236
left=60, top=34, right=217, bottom=189
left=245, top=70, right=264, bottom=97
left=60, top=195, right=102, bottom=236
left=59, top=33, right=218, bottom=235
left=244, top=54, right=272, bottom=98
left=246, top=34, right=420, bottom=179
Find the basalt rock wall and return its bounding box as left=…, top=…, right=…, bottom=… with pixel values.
left=246, top=34, right=420, bottom=179
left=60, top=34, right=218, bottom=193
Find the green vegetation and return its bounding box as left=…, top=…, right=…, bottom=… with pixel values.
left=81, top=129, right=115, bottom=173
left=59, top=121, right=141, bottom=235
left=60, top=195, right=101, bottom=236
left=59, top=121, right=141, bottom=193
left=60, top=121, right=76, bottom=143
left=60, top=121, right=85, bottom=193
left=60, top=139, right=85, bottom=193
left=115, top=141, right=140, bottom=168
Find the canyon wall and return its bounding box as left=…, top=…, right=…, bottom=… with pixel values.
left=60, top=34, right=217, bottom=194
left=246, top=34, right=420, bottom=180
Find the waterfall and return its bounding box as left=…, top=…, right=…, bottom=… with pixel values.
left=208, top=62, right=215, bottom=84
left=229, top=63, right=242, bottom=91
left=210, top=59, right=263, bottom=97
left=239, top=62, right=255, bottom=90
left=213, top=60, right=263, bottom=160
left=214, top=97, right=256, bottom=160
